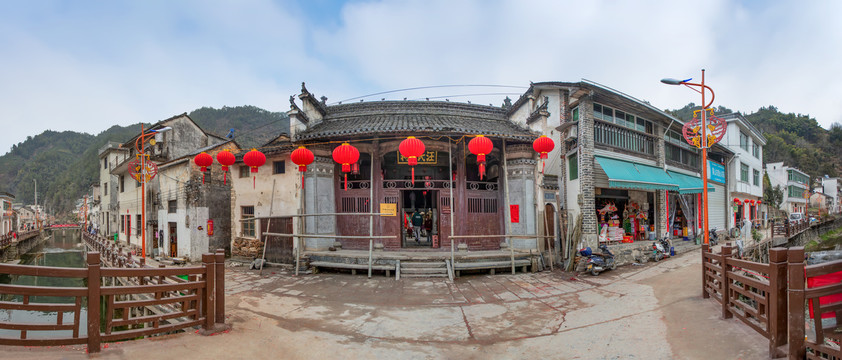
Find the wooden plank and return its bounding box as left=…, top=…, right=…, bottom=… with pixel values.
left=805, top=259, right=842, bottom=277
left=100, top=319, right=204, bottom=342
left=109, top=309, right=198, bottom=328
left=0, top=284, right=87, bottom=297
left=100, top=281, right=204, bottom=296
left=0, top=337, right=87, bottom=346
left=113, top=293, right=200, bottom=309
left=101, top=267, right=205, bottom=277
left=0, top=322, right=76, bottom=331
left=728, top=272, right=770, bottom=292
left=0, top=264, right=87, bottom=278
left=0, top=300, right=77, bottom=312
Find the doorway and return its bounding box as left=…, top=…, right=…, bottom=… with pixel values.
left=168, top=222, right=177, bottom=257
left=543, top=203, right=555, bottom=251
left=401, top=189, right=437, bottom=248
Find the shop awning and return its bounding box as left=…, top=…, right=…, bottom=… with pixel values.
left=667, top=170, right=715, bottom=194
left=594, top=156, right=679, bottom=191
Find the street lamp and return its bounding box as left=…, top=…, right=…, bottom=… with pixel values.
left=134, top=125, right=172, bottom=259
left=661, top=69, right=716, bottom=245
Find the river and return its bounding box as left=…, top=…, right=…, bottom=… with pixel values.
left=0, top=230, right=89, bottom=339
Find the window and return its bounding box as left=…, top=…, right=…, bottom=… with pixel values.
left=740, top=163, right=749, bottom=182
left=239, top=166, right=250, bottom=178
left=103, top=158, right=107, bottom=169
left=665, top=143, right=700, bottom=168
left=136, top=215, right=142, bottom=236
left=752, top=143, right=759, bottom=158
left=568, top=153, right=578, bottom=180
left=753, top=169, right=760, bottom=186
left=787, top=170, right=809, bottom=184
left=103, top=182, right=108, bottom=196
left=168, top=200, right=177, bottom=213
left=120, top=215, right=125, bottom=232
left=739, top=131, right=749, bottom=151
left=788, top=186, right=805, bottom=198
left=241, top=206, right=255, bottom=237
left=273, top=161, right=286, bottom=175
left=120, top=175, right=125, bottom=192
left=571, top=107, right=579, bottom=122
left=615, top=110, right=626, bottom=127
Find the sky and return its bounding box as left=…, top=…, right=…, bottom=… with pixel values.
left=1, top=0, right=840, bottom=154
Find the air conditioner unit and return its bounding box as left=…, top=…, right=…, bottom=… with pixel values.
left=565, top=124, right=578, bottom=140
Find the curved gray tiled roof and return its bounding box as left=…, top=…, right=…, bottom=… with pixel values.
left=295, top=101, right=538, bottom=142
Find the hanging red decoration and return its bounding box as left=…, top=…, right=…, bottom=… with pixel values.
left=243, top=149, right=266, bottom=189
left=468, top=135, right=493, bottom=180
left=290, top=146, right=315, bottom=188
left=757, top=200, right=762, bottom=204
left=351, top=162, right=360, bottom=175
left=332, top=142, right=359, bottom=191
left=532, top=135, right=555, bottom=174
left=399, top=136, right=425, bottom=183
left=216, top=150, right=236, bottom=185
left=733, top=198, right=742, bottom=205
left=193, top=152, right=214, bottom=184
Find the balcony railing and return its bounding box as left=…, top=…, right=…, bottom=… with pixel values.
left=594, top=120, right=654, bottom=156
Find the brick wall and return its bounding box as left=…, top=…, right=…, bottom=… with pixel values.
left=579, top=96, right=598, bottom=247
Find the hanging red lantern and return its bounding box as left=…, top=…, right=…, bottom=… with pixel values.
left=399, top=136, right=425, bottom=183
left=243, top=149, right=266, bottom=189
left=290, top=146, right=314, bottom=188
left=332, top=142, right=359, bottom=191
left=216, top=150, right=236, bottom=185
left=468, top=135, right=493, bottom=180
left=532, top=135, right=555, bottom=174
left=351, top=162, right=360, bottom=175
left=757, top=200, right=762, bottom=204
left=193, top=152, right=214, bottom=184
left=733, top=198, right=741, bottom=205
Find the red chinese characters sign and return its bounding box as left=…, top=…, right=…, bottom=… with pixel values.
left=510, top=205, right=520, bottom=223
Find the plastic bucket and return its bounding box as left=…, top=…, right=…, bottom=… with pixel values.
left=670, top=247, right=675, bottom=256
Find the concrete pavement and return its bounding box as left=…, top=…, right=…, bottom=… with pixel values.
left=3, top=249, right=769, bottom=359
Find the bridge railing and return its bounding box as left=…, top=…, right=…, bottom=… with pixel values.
left=702, top=244, right=842, bottom=359
left=82, top=232, right=146, bottom=268
left=0, top=250, right=226, bottom=353
left=771, top=217, right=812, bottom=238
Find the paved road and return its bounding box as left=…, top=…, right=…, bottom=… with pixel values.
left=3, top=249, right=768, bottom=359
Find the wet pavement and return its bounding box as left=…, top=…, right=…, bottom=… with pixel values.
left=2, top=249, right=769, bottom=359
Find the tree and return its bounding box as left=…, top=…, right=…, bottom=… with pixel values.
left=763, top=173, right=784, bottom=212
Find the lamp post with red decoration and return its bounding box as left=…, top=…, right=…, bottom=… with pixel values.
left=133, top=125, right=172, bottom=259
left=661, top=70, right=722, bottom=245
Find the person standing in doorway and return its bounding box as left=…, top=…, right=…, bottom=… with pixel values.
left=411, top=209, right=424, bottom=243
left=424, top=211, right=433, bottom=243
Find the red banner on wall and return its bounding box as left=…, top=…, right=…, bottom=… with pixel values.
left=510, top=205, right=519, bottom=223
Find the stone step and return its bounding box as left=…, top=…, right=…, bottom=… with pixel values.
left=401, top=267, right=448, bottom=274
left=401, top=261, right=446, bottom=268
left=401, top=273, right=448, bottom=278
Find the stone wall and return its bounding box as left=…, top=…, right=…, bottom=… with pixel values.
left=578, top=96, right=598, bottom=247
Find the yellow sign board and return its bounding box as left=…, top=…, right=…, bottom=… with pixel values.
left=380, top=203, right=397, bottom=216
left=398, top=151, right=437, bottom=165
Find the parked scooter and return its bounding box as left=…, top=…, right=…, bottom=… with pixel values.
left=652, top=240, right=666, bottom=262
left=578, top=244, right=616, bottom=276
left=708, top=227, right=720, bottom=246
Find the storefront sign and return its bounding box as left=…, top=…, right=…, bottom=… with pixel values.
left=380, top=203, right=397, bottom=216
left=510, top=205, right=520, bottom=223
left=544, top=192, right=556, bottom=201
left=708, top=160, right=726, bottom=184
left=398, top=151, right=437, bottom=164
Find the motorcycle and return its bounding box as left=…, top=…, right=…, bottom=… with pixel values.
left=708, top=227, right=720, bottom=246
left=578, top=244, right=616, bottom=276
left=652, top=240, right=666, bottom=262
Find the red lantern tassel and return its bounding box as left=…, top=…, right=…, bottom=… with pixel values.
left=542, top=160, right=545, bottom=174
left=223, top=172, right=227, bottom=185
left=411, top=167, right=415, bottom=184
left=202, top=173, right=205, bottom=184
left=301, top=174, right=305, bottom=190
left=344, top=174, right=348, bottom=191
left=253, top=176, right=256, bottom=189
left=479, top=163, right=485, bottom=180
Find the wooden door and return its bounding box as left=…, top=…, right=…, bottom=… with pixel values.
left=380, top=189, right=400, bottom=249
left=169, top=222, right=177, bottom=257
left=262, top=217, right=294, bottom=264
left=438, top=191, right=452, bottom=250
left=544, top=204, right=555, bottom=251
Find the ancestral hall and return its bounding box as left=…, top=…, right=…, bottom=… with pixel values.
left=286, top=83, right=552, bottom=253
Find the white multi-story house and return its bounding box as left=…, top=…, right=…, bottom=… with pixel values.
left=766, top=162, right=809, bottom=215
left=98, top=141, right=129, bottom=237
left=718, top=113, right=766, bottom=226
left=821, top=177, right=841, bottom=214
left=1, top=192, right=14, bottom=234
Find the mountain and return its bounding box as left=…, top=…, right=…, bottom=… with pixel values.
left=0, top=106, right=288, bottom=217
left=189, top=105, right=289, bottom=149
left=667, top=103, right=842, bottom=184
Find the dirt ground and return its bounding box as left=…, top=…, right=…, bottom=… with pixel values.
left=2, top=250, right=770, bottom=359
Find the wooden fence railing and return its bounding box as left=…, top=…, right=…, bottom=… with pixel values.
left=0, top=230, right=39, bottom=248
left=0, top=250, right=225, bottom=353
left=771, top=218, right=811, bottom=238
left=83, top=232, right=146, bottom=268
left=702, top=244, right=842, bottom=359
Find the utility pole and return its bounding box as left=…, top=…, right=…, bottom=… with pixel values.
left=34, top=179, right=38, bottom=229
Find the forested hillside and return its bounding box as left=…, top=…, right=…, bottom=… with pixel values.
left=0, top=105, right=288, bottom=217
left=667, top=103, right=842, bottom=183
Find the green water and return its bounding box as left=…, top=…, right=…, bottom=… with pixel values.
left=0, top=231, right=89, bottom=339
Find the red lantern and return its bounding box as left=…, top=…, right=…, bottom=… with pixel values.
left=243, top=149, right=266, bottom=189
left=532, top=135, right=555, bottom=174
left=193, top=152, right=214, bottom=184
left=399, top=136, right=425, bottom=183
left=216, top=150, right=236, bottom=185
left=332, top=142, right=360, bottom=191
left=733, top=198, right=741, bottom=205
left=290, top=146, right=314, bottom=188
left=468, top=135, right=493, bottom=180
left=757, top=200, right=762, bottom=204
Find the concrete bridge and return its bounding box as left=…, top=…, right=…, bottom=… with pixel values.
left=0, top=229, right=47, bottom=261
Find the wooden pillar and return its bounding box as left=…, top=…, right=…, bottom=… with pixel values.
left=215, top=249, right=225, bottom=324
left=202, top=253, right=215, bottom=331
left=86, top=252, right=102, bottom=353
left=719, top=243, right=733, bottom=319
left=701, top=243, right=710, bottom=299
left=456, top=141, right=467, bottom=240
left=767, top=247, right=788, bottom=357
left=786, top=247, right=805, bottom=360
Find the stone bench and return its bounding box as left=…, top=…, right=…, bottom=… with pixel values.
left=309, top=261, right=395, bottom=277
left=454, top=259, right=531, bottom=276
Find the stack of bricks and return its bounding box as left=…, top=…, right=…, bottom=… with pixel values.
left=232, top=237, right=263, bottom=258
